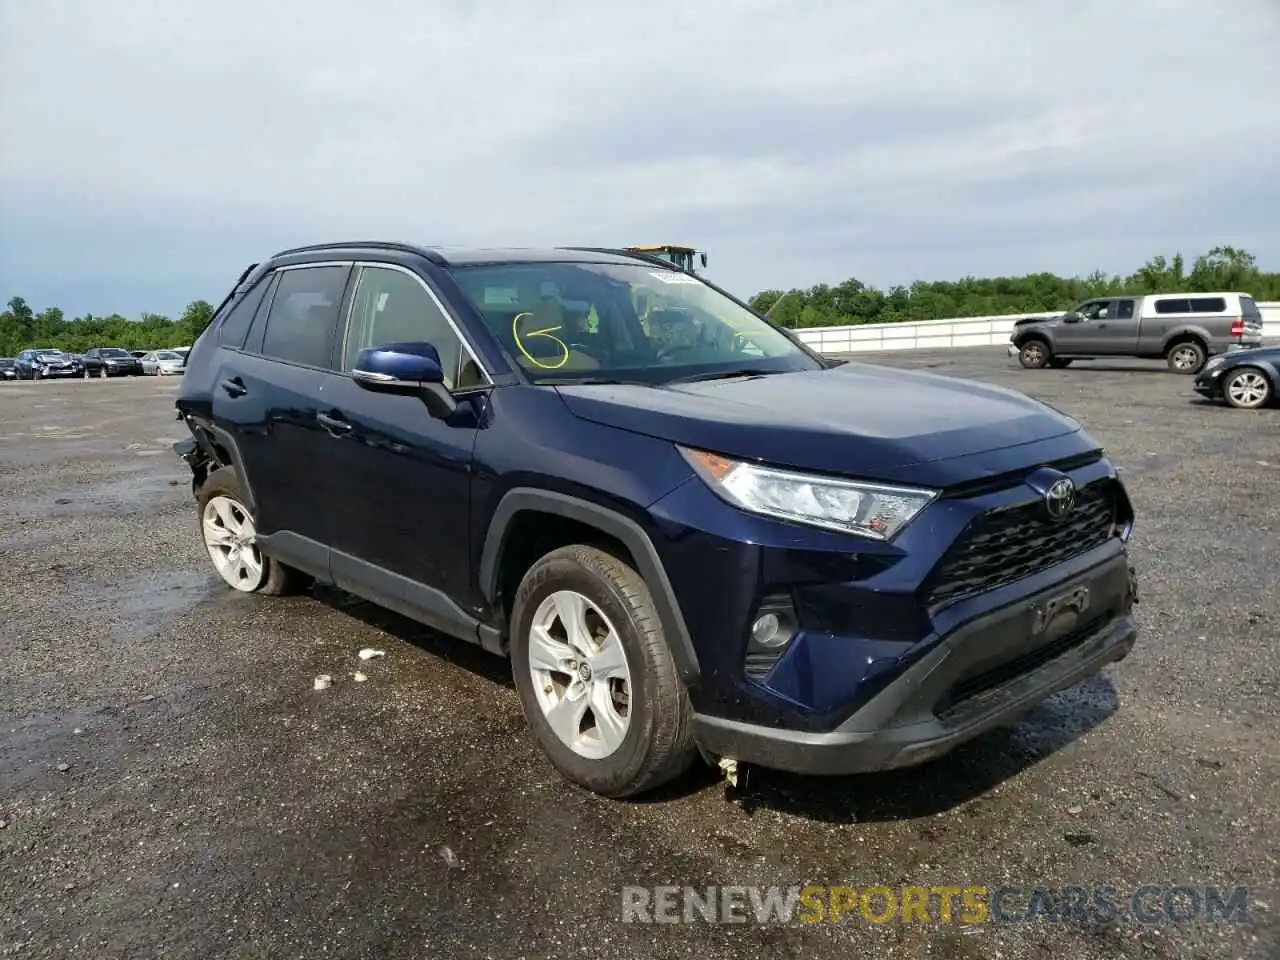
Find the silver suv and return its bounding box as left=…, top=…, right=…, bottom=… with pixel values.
left=1010, top=292, right=1265, bottom=374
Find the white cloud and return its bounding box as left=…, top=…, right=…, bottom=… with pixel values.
left=1, top=0, right=1277, bottom=313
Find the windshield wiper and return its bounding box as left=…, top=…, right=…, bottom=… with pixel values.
left=538, top=376, right=649, bottom=386
left=663, top=368, right=779, bottom=385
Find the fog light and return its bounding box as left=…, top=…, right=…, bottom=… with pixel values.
left=751, top=612, right=785, bottom=647
left=745, top=594, right=798, bottom=681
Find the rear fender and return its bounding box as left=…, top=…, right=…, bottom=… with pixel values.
left=173, top=414, right=242, bottom=501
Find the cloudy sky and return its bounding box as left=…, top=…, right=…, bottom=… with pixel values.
left=1, top=0, right=1276, bottom=318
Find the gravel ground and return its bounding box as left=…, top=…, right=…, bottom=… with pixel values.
left=1, top=353, right=1277, bottom=960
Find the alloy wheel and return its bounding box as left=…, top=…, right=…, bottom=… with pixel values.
left=202, top=495, right=266, bottom=591
left=1226, top=370, right=1269, bottom=409
left=527, top=589, right=632, bottom=760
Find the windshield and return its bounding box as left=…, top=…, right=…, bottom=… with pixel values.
left=101, top=348, right=131, bottom=358
left=448, top=261, right=817, bottom=384
left=155, top=351, right=180, bottom=360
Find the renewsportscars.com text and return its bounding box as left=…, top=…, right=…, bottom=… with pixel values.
left=620, top=883, right=1251, bottom=926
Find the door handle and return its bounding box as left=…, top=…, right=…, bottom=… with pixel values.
left=219, top=377, right=247, bottom=398
left=317, top=411, right=353, bottom=434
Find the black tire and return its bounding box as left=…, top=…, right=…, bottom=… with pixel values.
left=1222, top=367, right=1273, bottom=410
left=1017, top=339, right=1050, bottom=369
left=196, top=466, right=311, bottom=596
left=509, top=544, right=696, bottom=798
left=1166, top=339, right=1206, bottom=374
left=1047, top=357, right=1073, bottom=369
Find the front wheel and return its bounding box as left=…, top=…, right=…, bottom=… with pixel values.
left=1223, top=367, right=1272, bottom=409
left=509, top=544, right=696, bottom=798
left=197, top=466, right=311, bottom=595
left=1017, top=340, right=1050, bottom=369
left=1167, top=340, right=1206, bottom=374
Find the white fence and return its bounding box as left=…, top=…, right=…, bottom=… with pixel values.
left=793, top=302, right=1280, bottom=355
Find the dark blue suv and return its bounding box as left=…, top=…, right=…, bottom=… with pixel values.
left=175, top=242, right=1139, bottom=798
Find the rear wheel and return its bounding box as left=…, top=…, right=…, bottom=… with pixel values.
left=509, top=544, right=695, bottom=798
left=1166, top=339, right=1206, bottom=374
left=197, top=466, right=311, bottom=595
left=1017, top=339, right=1050, bottom=369
left=1222, top=367, right=1272, bottom=409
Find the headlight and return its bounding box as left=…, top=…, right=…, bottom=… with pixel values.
left=678, top=446, right=937, bottom=540
left=1201, top=356, right=1226, bottom=374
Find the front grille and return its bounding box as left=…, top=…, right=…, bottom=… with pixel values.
left=925, top=479, right=1118, bottom=610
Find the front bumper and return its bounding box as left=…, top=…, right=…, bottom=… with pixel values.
left=39, top=365, right=81, bottom=377
left=103, top=362, right=144, bottom=376
left=692, top=553, right=1138, bottom=775
left=1193, top=364, right=1229, bottom=397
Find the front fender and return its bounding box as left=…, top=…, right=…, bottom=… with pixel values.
left=1012, top=324, right=1057, bottom=347
left=478, top=487, right=701, bottom=685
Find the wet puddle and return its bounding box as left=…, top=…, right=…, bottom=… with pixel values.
left=45, top=471, right=187, bottom=516
left=112, top=568, right=221, bottom=634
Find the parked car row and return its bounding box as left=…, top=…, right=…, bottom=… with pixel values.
left=2, top=346, right=190, bottom=380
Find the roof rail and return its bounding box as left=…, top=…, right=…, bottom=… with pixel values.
left=270, top=240, right=447, bottom=264
left=558, top=246, right=680, bottom=269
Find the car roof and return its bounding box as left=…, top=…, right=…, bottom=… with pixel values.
left=269, top=241, right=680, bottom=270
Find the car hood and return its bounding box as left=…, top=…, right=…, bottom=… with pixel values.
left=555, top=362, right=1097, bottom=488
left=1213, top=346, right=1280, bottom=365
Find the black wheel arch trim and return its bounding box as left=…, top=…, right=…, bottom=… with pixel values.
left=182, top=418, right=259, bottom=512
left=479, top=488, right=701, bottom=685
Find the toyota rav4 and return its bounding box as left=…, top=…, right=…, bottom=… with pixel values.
left=174, top=242, right=1139, bottom=798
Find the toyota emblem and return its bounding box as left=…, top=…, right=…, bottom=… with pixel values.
left=1044, top=477, right=1077, bottom=520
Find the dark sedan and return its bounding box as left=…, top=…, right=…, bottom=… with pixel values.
left=82, top=347, right=145, bottom=378
left=1193, top=346, right=1279, bottom=409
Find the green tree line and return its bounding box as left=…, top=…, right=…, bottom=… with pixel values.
left=0, top=298, right=215, bottom=356
left=2, top=245, right=1276, bottom=355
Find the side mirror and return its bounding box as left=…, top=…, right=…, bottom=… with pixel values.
left=699, top=252, right=708, bottom=268
left=351, top=341, right=456, bottom=419
left=1062, top=313, right=1080, bottom=323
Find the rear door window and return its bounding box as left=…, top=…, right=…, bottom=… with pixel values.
left=256, top=266, right=351, bottom=369
left=218, top=277, right=271, bottom=348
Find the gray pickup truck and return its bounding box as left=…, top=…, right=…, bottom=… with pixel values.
left=1010, top=292, right=1265, bottom=374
